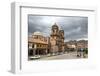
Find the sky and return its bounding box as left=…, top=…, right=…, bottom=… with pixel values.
left=28, top=15, right=88, bottom=42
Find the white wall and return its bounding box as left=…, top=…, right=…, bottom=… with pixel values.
left=0, top=0, right=100, bottom=76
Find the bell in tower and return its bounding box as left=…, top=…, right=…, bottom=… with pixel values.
left=50, top=23, right=59, bottom=55
left=59, top=30, right=64, bottom=38
left=51, top=23, right=59, bottom=35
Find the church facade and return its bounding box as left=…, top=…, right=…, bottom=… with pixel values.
left=50, top=23, right=65, bottom=55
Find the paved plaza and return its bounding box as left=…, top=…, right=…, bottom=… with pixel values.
left=37, top=52, right=87, bottom=60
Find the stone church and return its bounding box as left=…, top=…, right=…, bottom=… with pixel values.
left=50, top=23, right=65, bottom=54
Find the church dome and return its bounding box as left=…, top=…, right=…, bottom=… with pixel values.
left=33, top=31, right=43, bottom=36
left=52, top=23, right=58, bottom=27
left=52, top=23, right=59, bottom=29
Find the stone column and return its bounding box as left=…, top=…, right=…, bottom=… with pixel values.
left=45, top=49, right=47, bottom=55
left=33, top=44, right=37, bottom=56
left=33, top=49, right=35, bottom=56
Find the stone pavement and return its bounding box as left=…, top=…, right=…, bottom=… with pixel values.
left=37, top=52, right=87, bottom=60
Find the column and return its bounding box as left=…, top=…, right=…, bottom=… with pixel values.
left=33, top=44, right=37, bottom=56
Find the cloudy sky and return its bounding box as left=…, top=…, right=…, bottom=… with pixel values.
left=28, top=15, right=88, bottom=41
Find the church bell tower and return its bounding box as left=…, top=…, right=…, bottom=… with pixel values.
left=50, top=23, right=59, bottom=54
left=50, top=23, right=65, bottom=55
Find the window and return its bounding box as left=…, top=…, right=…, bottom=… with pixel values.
left=32, top=44, right=34, bottom=48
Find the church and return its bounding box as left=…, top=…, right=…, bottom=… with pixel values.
left=50, top=23, right=65, bottom=55
left=28, top=23, right=65, bottom=58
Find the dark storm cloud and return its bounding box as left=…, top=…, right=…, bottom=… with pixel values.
left=28, top=15, right=88, bottom=41
left=57, top=17, right=88, bottom=41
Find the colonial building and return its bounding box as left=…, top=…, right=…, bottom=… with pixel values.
left=28, top=23, right=65, bottom=57
left=50, top=23, right=65, bottom=54
left=77, top=40, right=88, bottom=49
left=64, top=40, right=88, bottom=52
left=28, top=31, right=48, bottom=56
left=64, top=40, right=77, bottom=52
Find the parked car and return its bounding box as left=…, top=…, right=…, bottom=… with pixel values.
left=29, top=55, right=41, bottom=60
